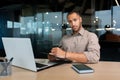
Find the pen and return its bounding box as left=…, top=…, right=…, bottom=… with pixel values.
left=0, top=57, right=13, bottom=75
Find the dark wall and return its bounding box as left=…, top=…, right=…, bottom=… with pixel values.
left=0, top=11, right=13, bottom=57
left=100, top=41, right=120, bottom=61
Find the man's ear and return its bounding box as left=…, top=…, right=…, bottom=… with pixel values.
left=79, top=17, right=82, bottom=23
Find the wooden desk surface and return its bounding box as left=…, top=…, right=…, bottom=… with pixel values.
left=1, top=61, right=120, bottom=80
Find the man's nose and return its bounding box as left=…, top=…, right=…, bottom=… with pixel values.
left=72, top=21, right=75, bottom=26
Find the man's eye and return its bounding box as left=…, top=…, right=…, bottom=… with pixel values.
left=73, top=19, right=77, bottom=21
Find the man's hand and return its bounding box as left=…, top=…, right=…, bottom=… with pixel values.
left=48, top=54, right=56, bottom=62
left=50, top=47, right=66, bottom=59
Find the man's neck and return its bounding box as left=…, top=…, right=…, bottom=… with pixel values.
left=72, top=27, right=82, bottom=35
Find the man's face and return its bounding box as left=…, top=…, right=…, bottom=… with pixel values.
left=67, top=13, right=82, bottom=33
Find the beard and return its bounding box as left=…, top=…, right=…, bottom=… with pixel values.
left=72, top=25, right=81, bottom=34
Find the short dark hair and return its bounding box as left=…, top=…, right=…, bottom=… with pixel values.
left=67, top=11, right=81, bottom=18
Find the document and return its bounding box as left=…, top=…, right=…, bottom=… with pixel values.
left=72, top=63, right=94, bottom=74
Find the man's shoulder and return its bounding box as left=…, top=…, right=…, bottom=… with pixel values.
left=62, top=34, right=71, bottom=38
left=84, top=29, right=97, bottom=37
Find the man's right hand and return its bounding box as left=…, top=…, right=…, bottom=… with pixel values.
left=48, top=54, right=56, bottom=62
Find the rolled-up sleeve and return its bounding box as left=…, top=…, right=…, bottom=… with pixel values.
left=84, top=33, right=100, bottom=63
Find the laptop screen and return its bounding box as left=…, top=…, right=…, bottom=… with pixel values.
left=2, top=37, right=39, bottom=71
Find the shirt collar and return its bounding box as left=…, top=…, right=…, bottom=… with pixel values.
left=78, top=27, right=84, bottom=36
left=72, top=27, right=85, bottom=36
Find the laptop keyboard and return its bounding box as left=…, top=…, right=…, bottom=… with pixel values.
left=36, top=63, right=47, bottom=67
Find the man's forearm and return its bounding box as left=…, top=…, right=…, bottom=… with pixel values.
left=65, top=52, right=88, bottom=63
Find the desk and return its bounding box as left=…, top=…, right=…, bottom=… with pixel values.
left=1, top=61, right=120, bottom=80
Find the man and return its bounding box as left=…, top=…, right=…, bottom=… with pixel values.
left=48, top=11, right=100, bottom=63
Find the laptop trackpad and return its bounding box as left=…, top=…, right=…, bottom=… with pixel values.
left=35, top=59, right=57, bottom=69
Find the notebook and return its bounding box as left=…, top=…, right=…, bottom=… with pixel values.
left=72, top=63, right=94, bottom=74
left=2, top=37, right=62, bottom=72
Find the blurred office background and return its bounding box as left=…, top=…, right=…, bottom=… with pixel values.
left=0, top=0, right=120, bottom=61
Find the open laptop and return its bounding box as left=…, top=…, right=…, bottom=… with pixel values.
left=2, top=37, right=62, bottom=72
